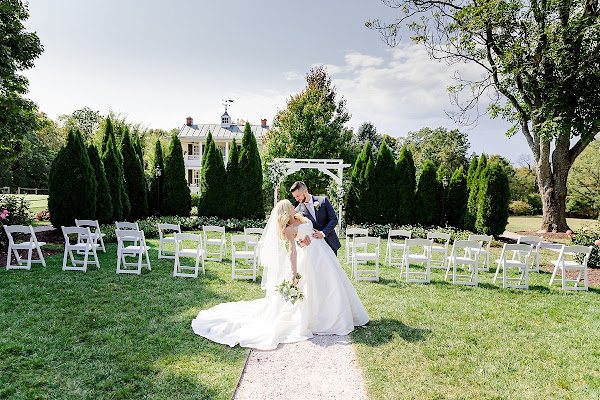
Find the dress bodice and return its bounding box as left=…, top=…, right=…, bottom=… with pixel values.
left=296, top=221, right=313, bottom=241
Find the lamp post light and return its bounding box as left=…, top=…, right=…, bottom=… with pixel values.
left=155, top=165, right=162, bottom=217
left=440, top=176, right=449, bottom=226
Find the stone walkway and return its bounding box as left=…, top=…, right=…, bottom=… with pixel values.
left=233, top=335, right=368, bottom=400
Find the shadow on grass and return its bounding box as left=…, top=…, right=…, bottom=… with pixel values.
left=352, top=318, right=429, bottom=346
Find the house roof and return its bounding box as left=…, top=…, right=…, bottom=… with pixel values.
left=177, top=124, right=269, bottom=141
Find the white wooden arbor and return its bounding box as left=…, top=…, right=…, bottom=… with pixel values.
left=268, top=158, right=350, bottom=230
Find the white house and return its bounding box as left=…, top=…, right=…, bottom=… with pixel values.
left=177, top=107, right=269, bottom=194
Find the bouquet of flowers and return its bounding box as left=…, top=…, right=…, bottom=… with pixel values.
left=276, top=273, right=304, bottom=304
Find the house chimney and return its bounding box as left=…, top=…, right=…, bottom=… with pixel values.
left=261, top=119, right=267, bottom=128
left=186, top=116, right=193, bottom=126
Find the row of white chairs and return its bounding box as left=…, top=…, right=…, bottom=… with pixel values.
left=345, top=228, right=592, bottom=291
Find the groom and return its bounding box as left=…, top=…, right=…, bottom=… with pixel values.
left=290, top=181, right=341, bottom=255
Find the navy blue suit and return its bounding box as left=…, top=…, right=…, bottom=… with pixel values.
left=295, top=195, right=341, bottom=255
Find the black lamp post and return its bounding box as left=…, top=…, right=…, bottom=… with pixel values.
left=155, top=165, right=162, bottom=217
left=440, top=176, right=449, bottom=226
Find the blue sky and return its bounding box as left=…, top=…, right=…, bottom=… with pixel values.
left=23, top=0, right=530, bottom=162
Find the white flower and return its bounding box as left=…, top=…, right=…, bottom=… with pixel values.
left=313, top=201, right=320, bottom=211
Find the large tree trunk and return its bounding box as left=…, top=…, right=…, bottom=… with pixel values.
left=535, top=134, right=572, bottom=232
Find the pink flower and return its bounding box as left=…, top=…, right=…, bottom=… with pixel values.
left=0, top=209, right=8, bottom=219
left=595, top=239, right=600, bottom=246
left=566, top=230, right=573, bottom=236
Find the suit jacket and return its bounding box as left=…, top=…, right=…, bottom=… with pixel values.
left=295, top=195, right=341, bottom=253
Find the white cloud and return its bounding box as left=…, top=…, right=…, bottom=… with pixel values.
left=283, top=71, right=302, bottom=81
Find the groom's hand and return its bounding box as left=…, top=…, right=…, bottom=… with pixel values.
left=311, top=229, right=324, bottom=239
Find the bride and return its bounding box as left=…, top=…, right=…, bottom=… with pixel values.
left=191, top=199, right=369, bottom=350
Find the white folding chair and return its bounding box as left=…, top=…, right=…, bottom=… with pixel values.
left=203, top=225, right=226, bottom=262
left=385, top=229, right=412, bottom=267
left=516, top=235, right=542, bottom=273
left=346, top=228, right=369, bottom=264
left=446, top=240, right=482, bottom=286
left=403, top=238, right=433, bottom=283
left=243, top=227, right=264, bottom=259
left=467, top=234, right=493, bottom=272
left=3, top=225, right=46, bottom=270
left=116, top=230, right=151, bottom=275
left=427, top=232, right=450, bottom=271
left=158, top=223, right=181, bottom=259
left=231, top=234, right=258, bottom=281
left=61, top=226, right=100, bottom=271
left=351, top=236, right=380, bottom=282
left=115, top=221, right=142, bottom=245
left=493, top=243, right=532, bottom=289
left=173, top=233, right=204, bottom=278
left=549, top=245, right=593, bottom=291
left=75, top=219, right=106, bottom=253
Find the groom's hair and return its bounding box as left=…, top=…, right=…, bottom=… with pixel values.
left=290, top=181, right=307, bottom=193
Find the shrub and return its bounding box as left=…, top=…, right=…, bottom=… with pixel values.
left=87, top=144, right=113, bottom=224
left=99, top=215, right=266, bottom=243
left=48, top=129, right=97, bottom=228
left=509, top=200, right=534, bottom=216
left=237, top=122, right=264, bottom=219
left=345, top=221, right=473, bottom=243
left=225, top=138, right=240, bottom=219
left=148, top=140, right=165, bottom=216
left=121, top=128, right=148, bottom=221
left=373, top=141, right=398, bottom=224
left=475, top=162, right=511, bottom=236
left=102, top=134, right=124, bottom=221
left=0, top=195, right=34, bottom=246
left=414, top=160, right=440, bottom=226
left=446, top=166, right=468, bottom=228
left=396, top=146, right=416, bottom=225
left=345, top=142, right=372, bottom=224
left=570, top=227, right=600, bottom=267
left=465, top=154, right=487, bottom=230
left=190, top=193, right=200, bottom=209
left=198, top=139, right=227, bottom=218
left=162, top=135, right=191, bottom=217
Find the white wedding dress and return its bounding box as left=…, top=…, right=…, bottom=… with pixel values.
left=191, top=220, right=369, bottom=350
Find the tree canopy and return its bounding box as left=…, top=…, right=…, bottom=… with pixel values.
left=263, top=66, right=356, bottom=195
left=401, top=127, right=470, bottom=175
left=0, top=0, right=44, bottom=161
left=369, top=0, right=600, bottom=231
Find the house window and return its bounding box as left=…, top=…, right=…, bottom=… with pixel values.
left=193, top=170, right=201, bottom=186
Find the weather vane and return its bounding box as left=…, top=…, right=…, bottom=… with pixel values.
left=222, top=99, right=234, bottom=112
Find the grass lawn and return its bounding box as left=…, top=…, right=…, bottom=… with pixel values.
left=5, top=194, right=49, bottom=214
left=2, top=234, right=599, bottom=399
left=507, top=215, right=598, bottom=233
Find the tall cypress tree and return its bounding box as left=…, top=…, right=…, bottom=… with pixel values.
left=396, top=146, right=416, bottom=225
left=121, top=128, right=148, bottom=221
left=446, top=165, right=468, bottom=228
left=465, top=154, right=488, bottom=230
left=87, top=144, right=113, bottom=224
left=225, top=138, right=240, bottom=219
left=162, top=135, right=191, bottom=216
left=475, top=162, right=510, bottom=235
left=102, top=134, right=124, bottom=221
left=373, top=141, right=397, bottom=224
left=202, top=131, right=213, bottom=169
left=346, top=142, right=373, bottom=223
left=238, top=122, right=264, bottom=219
left=148, top=140, right=164, bottom=216
left=362, top=157, right=377, bottom=223
left=101, top=117, right=116, bottom=156
left=198, top=140, right=227, bottom=218
left=466, top=155, right=479, bottom=188
left=48, top=129, right=96, bottom=228
left=414, top=160, right=440, bottom=226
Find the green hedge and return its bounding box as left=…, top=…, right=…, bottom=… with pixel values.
left=0, top=195, right=34, bottom=247
left=570, top=228, right=600, bottom=267
left=100, top=215, right=267, bottom=243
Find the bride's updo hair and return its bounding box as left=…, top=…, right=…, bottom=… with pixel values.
left=274, top=199, right=307, bottom=240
